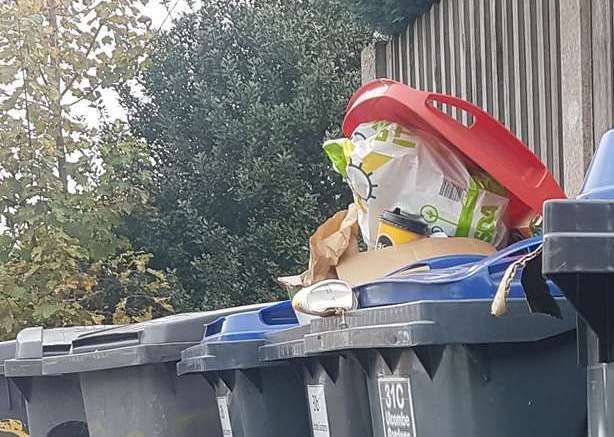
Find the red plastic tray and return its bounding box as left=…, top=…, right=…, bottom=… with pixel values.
left=342, top=79, right=566, bottom=226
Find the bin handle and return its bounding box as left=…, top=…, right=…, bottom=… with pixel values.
left=423, top=92, right=489, bottom=131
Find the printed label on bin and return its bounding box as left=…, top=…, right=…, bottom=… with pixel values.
left=307, top=384, right=331, bottom=437
left=216, top=396, right=234, bottom=437
left=378, top=377, right=417, bottom=437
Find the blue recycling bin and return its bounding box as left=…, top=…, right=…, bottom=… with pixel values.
left=298, top=238, right=587, bottom=437
left=177, top=301, right=310, bottom=437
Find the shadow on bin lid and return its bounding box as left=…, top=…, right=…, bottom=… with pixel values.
left=356, top=237, right=563, bottom=308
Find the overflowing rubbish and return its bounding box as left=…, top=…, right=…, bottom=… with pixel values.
left=290, top=79, right=565, bottom=319
left=376, top=208, right=429, bottom=248
left=278, top=205, right=359, bottom=294
left=291, top=279, right=356, bottom=316
left=335, top=236, right=495, bottom=286
left=342, top=80, right=566, bottom=227
left=325, top=121, right=510, bottom=248
left=2, top=79, right=580, bottom=437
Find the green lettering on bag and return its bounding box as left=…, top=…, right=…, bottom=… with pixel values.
left=455, top=178, right=479, bottom=238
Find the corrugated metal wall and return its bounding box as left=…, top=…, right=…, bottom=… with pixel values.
left=591, top=0, right=614, bottom=153
left=383, top=0, right=566, bottom=185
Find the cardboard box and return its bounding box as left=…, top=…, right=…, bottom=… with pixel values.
left=336, top=237, right=496, bottom=286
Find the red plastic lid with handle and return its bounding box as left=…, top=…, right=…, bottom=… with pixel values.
left=342, top=79, right=566, bottom=227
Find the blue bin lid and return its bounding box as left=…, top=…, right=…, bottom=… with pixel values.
left=579, top=129, right=614, bottom=199
left=177, top=301, right=299, bottom=374
left=202, top=300, right=298, bottom=343
left=356, top=237, right=563, bottom=308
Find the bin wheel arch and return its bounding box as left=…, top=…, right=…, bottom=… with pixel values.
left=47, top=421, right=89, bottom=437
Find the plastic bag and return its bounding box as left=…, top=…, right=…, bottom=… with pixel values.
left=324, top=121, right=509, bottom=248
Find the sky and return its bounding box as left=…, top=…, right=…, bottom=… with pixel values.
left=87, top=0, right=199, bottom=126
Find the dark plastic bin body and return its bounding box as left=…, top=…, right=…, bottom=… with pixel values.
left=542, top=129, right=614, bottom=437
left=42, top=305, right=265, bottom=437
left=544, top=202, right=613, bottom=437
left=303, top=299, right=585, bottom=437
left=78, top=363, right=213, bottom=437
left=260, top=325, right=373, bottom=437
left=0, top=341, right=27, bottom=431
left=5, top=326, right=109, bottom=437
left=177, top=301, right=310, bottom=437
left=261, top=238, right=585, bottom=437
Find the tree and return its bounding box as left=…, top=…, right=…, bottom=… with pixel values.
left=338, top=0, right=436, bottom=34
left=0, top=0, right=178, bottom=338
left=121, top=0, right=371, bottom=310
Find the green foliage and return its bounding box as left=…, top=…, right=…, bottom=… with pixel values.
left=338, top=0, right=437, bottom=34
left=0, top=0, right=178, bottom=339
left=121, top=0, right=371, bottom=310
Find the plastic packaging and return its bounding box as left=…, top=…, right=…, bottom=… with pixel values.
left=325, top=121, right=509, bottom=248
left=342, top=80, right=566, bottom=226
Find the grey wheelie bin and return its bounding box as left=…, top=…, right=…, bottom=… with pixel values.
left=42, top=305, right=265, bottom=437
left=543, top=130, right=614, bottom=437
left=0, top=341, right=27, bottom=434
left=5, top=326, right=109, bottom=437
left=301, top=238, right=586, bottom=437
left=260, top=324, right=373, bottom=437
left=177, top=301, right=310, bottom=437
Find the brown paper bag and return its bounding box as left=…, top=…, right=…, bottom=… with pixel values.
left=278, top=205, right=359, bottom=295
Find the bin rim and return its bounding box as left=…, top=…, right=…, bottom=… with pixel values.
left=0, top=340, right=16, bottom=376
left=42, top=304, right=270, bottom=374
left=177, top=338, right=278, bottom=375
left=41, top=342, right=195, bottom=375
left=303, top=298, right=575, bottom=355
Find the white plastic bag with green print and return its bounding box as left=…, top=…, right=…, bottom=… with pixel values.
left=323, top=121, right=509, bottom=249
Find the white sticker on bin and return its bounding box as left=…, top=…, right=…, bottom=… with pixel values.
left=307, top=384, right=331, bottom=437
left=378, top=377, right=417, bottom=437
left=216, top=396, right=234, bottom=437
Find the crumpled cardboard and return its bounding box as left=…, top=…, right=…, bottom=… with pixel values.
left=337, top=237, right=496, bottom=286
left=279, top=204, right=497, bottom=293
left=278, top=205, right=359, bottom=295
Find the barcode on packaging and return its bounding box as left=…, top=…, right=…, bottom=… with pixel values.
left=439, top=179, right=466, bottom=202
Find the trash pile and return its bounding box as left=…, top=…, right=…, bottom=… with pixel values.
left=0, top=80, right=581, bottom=437
left=324, top=121, right=509, bottom=248
left=280, top=79, right=566, bottom=318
